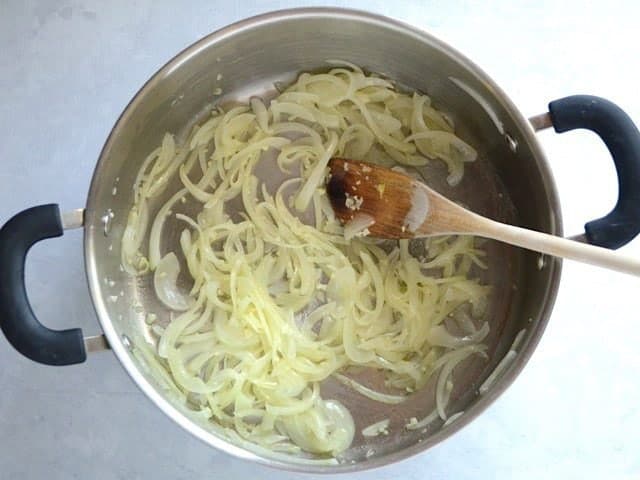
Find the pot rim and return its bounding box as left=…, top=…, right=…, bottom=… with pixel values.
left=84, top=6, right=563, bottom=474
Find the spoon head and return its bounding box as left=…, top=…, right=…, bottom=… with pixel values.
left=327, top=158, right=425, bottom=239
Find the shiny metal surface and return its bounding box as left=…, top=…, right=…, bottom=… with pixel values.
left=61, top=208, right=85, bottom=230
left=61, top=209, right=110, bottom=355
left=84, top=334, right=110, bottom=353
left=568, top=233, right=589, bottom=243
left=529, top=112, right=554, bottom=131
left=83, top=8, right=562, bottom=473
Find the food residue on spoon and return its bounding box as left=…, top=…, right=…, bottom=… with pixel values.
left=345, top=193, right=363, bottom=211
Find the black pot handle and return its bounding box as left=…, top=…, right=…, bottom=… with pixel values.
left=548, top=95, right=640, bottom=249
left=0, top=204, right=86, bottom=365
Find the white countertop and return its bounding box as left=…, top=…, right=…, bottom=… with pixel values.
left=1, top=1, right=639, bottom=478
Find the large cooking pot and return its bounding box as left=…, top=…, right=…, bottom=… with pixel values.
left=1, top=8, right=640, bottom=473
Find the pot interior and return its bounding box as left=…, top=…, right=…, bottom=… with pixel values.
left=84, top=8, right=561, bottom=472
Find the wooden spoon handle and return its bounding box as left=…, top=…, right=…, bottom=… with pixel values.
left=479, top=218, right=640, bottom=276
left=420, top=186, right=640, bottom=276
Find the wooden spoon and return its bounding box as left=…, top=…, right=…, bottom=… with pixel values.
left=326, top=157, right=640, bottom=276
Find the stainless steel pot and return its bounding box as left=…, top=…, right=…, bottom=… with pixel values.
left=2, top=8, right=640, bottom=473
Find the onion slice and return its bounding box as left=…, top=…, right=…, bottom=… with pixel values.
left=343, top=213, right=375, bottom=241
left=153, top=253, right=192, bottom=311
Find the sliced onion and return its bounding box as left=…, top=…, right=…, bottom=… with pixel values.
left=121, top=63, right=490, bottom=457
left=343, top=213, right=375, bottom=241
left=294, top=130, right=338, bottom=212
left=148, top=189, right=187, bottom=269
left=435, top=345, right=486, bottom=419
left=362, top=418, right=390, bottom=437
left=280, top=399, right=355, bottom=455
left=334, top=373, right=407, bottom=404
left=427, top=322, right=489, bottom=348
left=153, top=253, right=192, bottom=311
